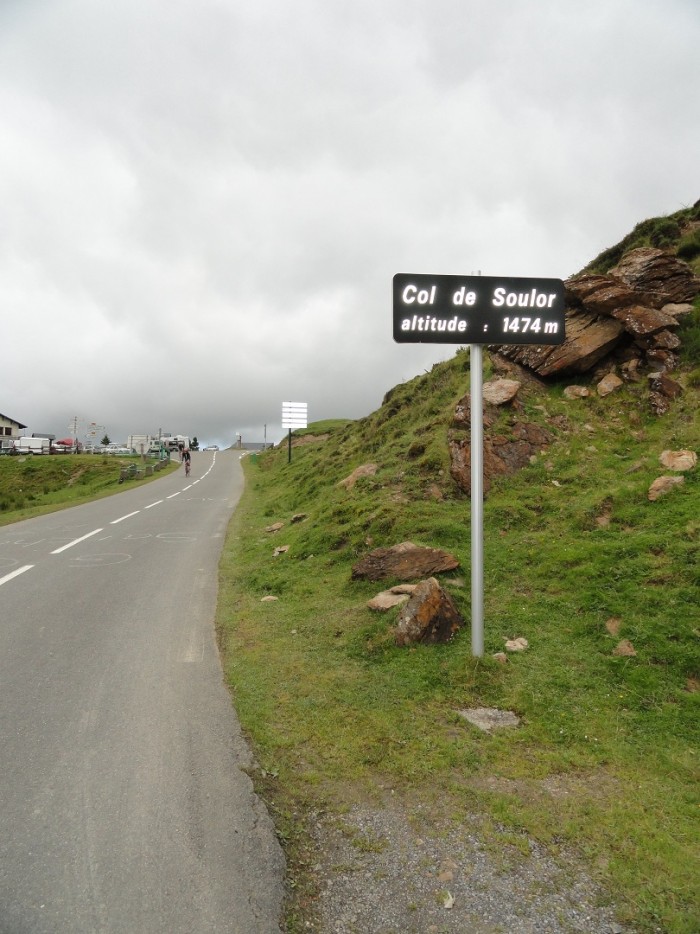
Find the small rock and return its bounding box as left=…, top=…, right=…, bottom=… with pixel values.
left=390, top=584, right=419, bottom=595
left=338, top=463, right=378, bottom=490
left=649, top=392, right=671, bottom=416
left=605, top=617, right=622, bottom=636
left=492, top=652, right=508, bottom=664
left=563, top=385, right=590, bottom=399
left=482, top=378, right=521, bottom=406
left=648, top=475, right=685, bottom=501
left=596, top=373, right=623, bottom=397
left=290, top=513, right=308, bottom=524
left=648, top=371, right=682, bottom=399
left=272, top=545, right=290, bottom=556
left=659, top=449, right=697, bottom=471
left=457, top=707, right=521, bottom=732
left=261, top=595, right=279, bottom=602
left=265, top=522, right=284, bottom=533
left=505, top=637, right=528, bottom=652
left=613, top=639, right=636, bottom=657
left=620, top=358, right=641, bottom=381
left=367, top=591, right=410, bottom=611
left=661, top=302, right=694, bottom=318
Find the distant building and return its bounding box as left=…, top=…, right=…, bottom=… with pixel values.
left=0, top=412, right=27, bottom=447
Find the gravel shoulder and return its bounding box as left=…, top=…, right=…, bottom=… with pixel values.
left=300, top=799, right=632, bottom=934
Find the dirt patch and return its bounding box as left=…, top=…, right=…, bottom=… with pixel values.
left=67, top=467, right=89, bottom=486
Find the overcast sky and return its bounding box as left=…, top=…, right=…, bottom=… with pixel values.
left=1, top=0, right=698, bottom=448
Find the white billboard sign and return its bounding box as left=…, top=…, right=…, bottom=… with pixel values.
left=282, top=402, right=308, bottom=430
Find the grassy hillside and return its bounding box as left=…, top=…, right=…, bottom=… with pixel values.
left=581, top=200, right=700, bottom=276
left=217, top=347, right=699, bottom=933
left=0, top=454, right=176, bottom=523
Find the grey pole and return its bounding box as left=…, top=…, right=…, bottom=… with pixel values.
left=469, top=343, right=484, bottom=656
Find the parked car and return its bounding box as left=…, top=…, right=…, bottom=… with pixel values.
left=102, top=444, right=133, bottom=456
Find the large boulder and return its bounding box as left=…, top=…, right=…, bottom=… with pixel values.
left=394, top=577, right=465, bottom=646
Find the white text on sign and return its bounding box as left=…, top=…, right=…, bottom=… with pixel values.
left=392, top=274, right=566, bottom=346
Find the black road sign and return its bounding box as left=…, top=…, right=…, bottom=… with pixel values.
left=393, top=273, right=566, bottom=345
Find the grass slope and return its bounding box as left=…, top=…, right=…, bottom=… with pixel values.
left=581, top=200, right=700, bottom=276
left=0, top=454, right=177, bottom=524
left=218, top=349, right=699, bottom=933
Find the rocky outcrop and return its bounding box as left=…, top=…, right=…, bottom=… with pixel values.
left=493, top=248, right=699, bottom=378
left=449, top=421, right=550, bottom=496
left=449, top=371, right=553, bottom=497
left=609, top=248, right=700, bottom=304
left=351, top=541, right=460, bottom=582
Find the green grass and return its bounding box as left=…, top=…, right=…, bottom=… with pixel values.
left=217, top=349, right=699, bottom=933
left=0, top=453, right=178, bottom=524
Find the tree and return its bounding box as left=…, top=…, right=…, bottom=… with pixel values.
left=191, top=436, right=199, bottom=450
left=101, top=434, right=110, bottom=446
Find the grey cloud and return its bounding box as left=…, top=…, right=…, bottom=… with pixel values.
left=0, top=0, right=697, bottom=448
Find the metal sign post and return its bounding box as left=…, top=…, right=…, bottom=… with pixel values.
left=469, top=343, right=484, bottom=657
left=392, top=273, right=566, bottom=656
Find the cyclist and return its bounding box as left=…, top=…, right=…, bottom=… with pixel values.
left=183, top=449, right=191, bottom=477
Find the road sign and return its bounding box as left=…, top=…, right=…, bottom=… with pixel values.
left=282, top=401, right=308, bottom=430
left=282, top=402, right=308, bottom=464
left=393, top=273, right=566, bottom=345
left=392, top=272, right=567, bottom=658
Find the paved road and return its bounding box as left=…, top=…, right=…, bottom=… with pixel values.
left=0, top=451, right=285, bottom=933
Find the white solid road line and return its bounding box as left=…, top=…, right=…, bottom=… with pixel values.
left=51, top=528, right=104, bottom=555
left=0, top=565, right=34, bottom=587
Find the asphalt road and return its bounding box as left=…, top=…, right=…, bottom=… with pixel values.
left=0, top=450, right=285, bottom=933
